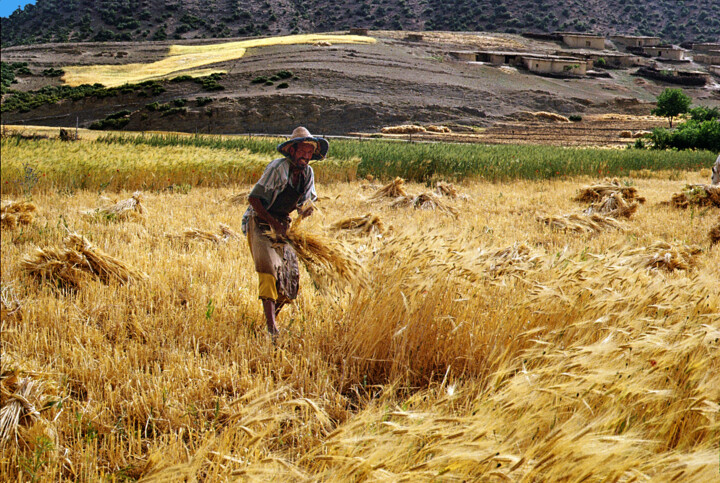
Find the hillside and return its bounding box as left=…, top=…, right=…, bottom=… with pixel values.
left=2, top=0, right=719, bottom=47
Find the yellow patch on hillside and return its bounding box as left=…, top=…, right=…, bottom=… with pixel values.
left=62, top=34, right=376, bottom=87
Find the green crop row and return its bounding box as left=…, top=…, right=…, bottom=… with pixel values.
left=97, top=133, right=717, bottom=182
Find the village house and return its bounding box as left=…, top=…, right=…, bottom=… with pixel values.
left=555, top=51, right=648, bottom=68
left=522, top=55, right=589, bottom=76
left=559, top=33, right=605, bottom=50
left=643, top=45, right=686, bottom=61
left=450, top=51, right=477, bottom=62
left=610, top=35, right=661, bottom=48
left=475, top=51, right=529, bottom=65
left=692, top=43, right=720, bottom=54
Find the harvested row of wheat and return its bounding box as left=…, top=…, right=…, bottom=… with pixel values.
left=476, top=242, right=543, bottom=276
left=0, top=200, right=37, bottom=230
left=369, top=177, right=407, bottom=199
left=281, top=219, right=369, bottom=294
left=331, top=214, right=385, bottom=234
left=167, top=223, right=241, bottom=244
left=83, top=191, right=145, bottom=221
left=532, top=111, right=570, bottom=122
left=425, top=125, right=452, bottom=133
left=380, top=125, right=426, bottom=134
left=390, top=192, right=458, bottom=216
left=710, top=217, right=720, bottom=245
left=670, top=184, right=720, bottom=209
left=539, top=213, right=626, bottom=234
left=584, top=192, right=639, bottom=219
left=616, top=242, right=702, bottom=271
left=574, top=178, right=646, bottom=203
left=21, top=233, right=147, bottom=288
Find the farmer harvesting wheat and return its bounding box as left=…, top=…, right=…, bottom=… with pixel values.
left=241, top=126, right=328, bottom=337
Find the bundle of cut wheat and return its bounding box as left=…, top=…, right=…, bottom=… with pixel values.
left=83, top=191, right=145, bottom=221
left=618, top=242, right=702, bottom=271
left=0, top=375, right=43, bottom=448
left=167, top=223, right=241, bottom=243
left=1, top=285, right=22, bottom=321
left=584, top=192, right=639, bottom=219
left=477, top=243, right=542, bottom=276
left=278, top=219, right=368, bottom=293
left=574, top=179, right=645, bottom=203
left=435, top=182, right=458, bottom=198
left=425, top=125, right=452, bottom=133
left=670, top=184, right=720, bottom=209
left=539, top=213, right=626, bottom=234
left=380, top=125, right=426, bottom=134
left=411, top=192, right=458, bottom=216
left=710, top=217, right=720, bottom=245
left=21, top=233, right=147, bottom=288
left=1, top=200, right=37, bottom=230
left=532, top=111, right=570, bottom=122
left=369, top=177, right=407, bottom=199
left=619, top=130, right=633, bottom=138
left=227, top=191, right=250, bottom=205
left=331, top=214, right=385, bottom=234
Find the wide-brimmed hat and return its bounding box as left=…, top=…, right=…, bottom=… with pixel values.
left=277, top=126, right=329, bottom=161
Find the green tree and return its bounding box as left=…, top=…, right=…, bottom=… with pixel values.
left=652, top=88, right=692, bottom=128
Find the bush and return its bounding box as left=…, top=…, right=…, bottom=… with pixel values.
left=276, top=70, right=293, bottom=79
left=649, top=118, right=720, bottom=152
left=251, top=76, right=267, bottom=84
left=276, top=82, right=289, bottom=89
left=41, top=68, right=64, bottom=77
left=569, top=114, right=582, bottom=122
left=106, top=109, right=131, bottom=120
left=173, top=98, right=188, bottom=107
left=170, top=75, right=193, bottom=83
left=196, top=97, right=213, bottom=106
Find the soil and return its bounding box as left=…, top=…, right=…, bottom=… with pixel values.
left=2, top=32, right=719, bottom=145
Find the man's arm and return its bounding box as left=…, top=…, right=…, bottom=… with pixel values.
left=249, top=196, right=288, bottom=237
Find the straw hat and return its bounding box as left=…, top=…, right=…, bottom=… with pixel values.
left=277, top=126, right=329, bottom=161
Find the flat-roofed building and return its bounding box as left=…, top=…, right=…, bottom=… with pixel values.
left=610, top=35, right=661, bottom=48
left=644, top=45, right=686, bottom=60
left=692, top=43, right=720, bottom=54
left=450, top=51, right=477, bottom=62
left=523, top=55, right=588, bottom=76
left=560, top=33, right=605, bottom=50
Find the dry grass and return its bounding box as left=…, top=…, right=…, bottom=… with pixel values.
left=1, top=171, right=718, bottom=481
left=63, top=34, right=376, bottom=87
left=380, top=125, right=427, bottom=134
left=670, top=184, right=720, bottom=209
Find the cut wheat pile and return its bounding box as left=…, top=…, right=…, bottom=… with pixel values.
left=584, top=191, right=639, bottom=219
left=0, top=200, right=36, bottom=230
left=380, top=125, right=427, bottom=134
left=83, top=191, right=145, bottom=221
left=167, top=223, right=240, bottom=243
left=390, top=192, right=458, bottom=216
left=670, top=184, right=720, bottom=209
left=369, top=177, right=407, bottom=199
left=21, top=233, right=147, bottom=288
left=331, top=214, right=385, bottom=234
left=574, top=178, right=646, bottom=204
left=532, top=111, right=570, bottom=123
left=539, top=212, right=626, bottom=233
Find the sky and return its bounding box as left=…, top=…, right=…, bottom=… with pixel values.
left=0, top=0, right=35, bottom=18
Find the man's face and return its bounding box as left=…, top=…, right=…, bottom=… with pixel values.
left=289, top=142, right=316, bottom=168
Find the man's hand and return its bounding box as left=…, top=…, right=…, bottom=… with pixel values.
left=271, top=219, right=288, bottom=238
left=297, top=205, right=314, bottom=218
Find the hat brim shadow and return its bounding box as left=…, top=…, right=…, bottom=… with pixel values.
left=277, top=136, right=329, bottom=161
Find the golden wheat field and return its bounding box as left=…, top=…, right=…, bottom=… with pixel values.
left=1, top=137, right=719, bottom=481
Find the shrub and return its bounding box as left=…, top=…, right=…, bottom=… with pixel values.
left=170, top=75, right=193, bottom=83
left=276, top=82, right=289, bottom=89
left=569, top=114, right=582, bottom=122
left=172, top=98, right=188, bottom=107
left=276, top=70, right=293, bottom=79
left=41, top=68, right=64, bottom=77
left=251, top=76, right=268, bottom=84
left=196, top=97, right=213, bottom=106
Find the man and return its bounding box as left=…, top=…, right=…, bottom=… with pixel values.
left=241, top=126, right=328, bottom=337
left=712, top=153, right=719, bottom=185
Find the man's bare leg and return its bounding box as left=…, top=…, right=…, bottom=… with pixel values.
left=262, top=299, right=279, bottom=336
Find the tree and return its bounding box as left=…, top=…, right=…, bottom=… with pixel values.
left=652, top=88, right=692, bottom=128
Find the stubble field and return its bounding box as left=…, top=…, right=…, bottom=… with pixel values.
left=1, top=135, right=719, bottom=481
